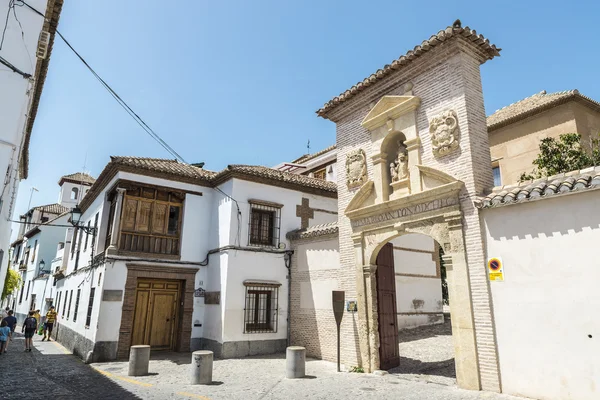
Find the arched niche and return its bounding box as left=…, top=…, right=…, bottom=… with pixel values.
left=361, top=95, right=421, bottom=203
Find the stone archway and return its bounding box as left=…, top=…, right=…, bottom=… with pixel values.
left=346, top=172, right=481, bottom=390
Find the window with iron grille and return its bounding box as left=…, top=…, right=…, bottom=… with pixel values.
left=86, top=288, right=95, bottom=328
left=243, top=282, right=280, bottom=333
left=248, top=201, right=281, bottom=247
left=67, top=290, right=73, bottom=320
left=73, top=289, right=81, bottom=322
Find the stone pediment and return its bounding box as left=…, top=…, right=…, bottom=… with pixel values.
left=361, top=96, right=421, bottom=131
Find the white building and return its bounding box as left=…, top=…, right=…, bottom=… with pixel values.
left=7, top=172, right=94, bottom=322
left=51, top=156, right=337, bottom=362
left=0, top=0, right=63, bottom=296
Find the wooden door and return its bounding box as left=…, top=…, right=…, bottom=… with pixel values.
left=376, top=242, right=400, bottom=370
left=131, top=279, right=180, bottom=351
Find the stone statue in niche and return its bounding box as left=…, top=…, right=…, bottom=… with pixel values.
left=346, top=148, right=367, bottom=189
left=429, top=109, right=459, bottom=156
left=390, top=144, right=409, bottom=182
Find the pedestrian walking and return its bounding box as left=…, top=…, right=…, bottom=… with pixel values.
left=1, top=307, right=8, bottom=319
left=42, top=306, right=57, bottom=341
left=22, top=311, right=37, bottom=352
left=33, top=309, right=41, bottom=334
left=2, top=310, right=17, bottom=352
left=0, top=321, right=10, bottom=355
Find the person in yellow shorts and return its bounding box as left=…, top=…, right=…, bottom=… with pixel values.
left=42, top=306, right=57, bottom=341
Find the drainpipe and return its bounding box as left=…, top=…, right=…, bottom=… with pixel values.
left=284, top=250, right=293, bottom=346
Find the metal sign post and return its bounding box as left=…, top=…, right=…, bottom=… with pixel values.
left=332, top=290, right=345, bottom=372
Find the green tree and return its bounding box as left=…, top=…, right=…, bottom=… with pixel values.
left=519, top=133, right=600, bottom=182
left=1, top=267, right=22, bottom=301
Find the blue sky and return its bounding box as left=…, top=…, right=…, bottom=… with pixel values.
left=14, top=0, right=600, bottom=218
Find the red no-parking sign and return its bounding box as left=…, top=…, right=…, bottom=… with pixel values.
left=487, top=257, right=504, bottom=281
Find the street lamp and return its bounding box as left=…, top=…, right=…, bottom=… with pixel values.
left=70, top=206, right=96, bottom=235
left=38, top=259, right=47, bottom=275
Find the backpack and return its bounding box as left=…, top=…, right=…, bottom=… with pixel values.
left=24, top=317, right=36, bottom=330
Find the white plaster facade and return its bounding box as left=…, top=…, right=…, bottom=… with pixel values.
left=0, top=0, right=60, bottom=300
left=47, top=159, right=336, bottom=362
left=482, top=188, right=600, bottom=400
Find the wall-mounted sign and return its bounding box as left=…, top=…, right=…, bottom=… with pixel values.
left=194, top=288, right=205, bottom=298
left=346, top=300, right=357, bottom=312
left=204, top=291, right=220, bottom=304
left=488, top=257, right=504, bottom=282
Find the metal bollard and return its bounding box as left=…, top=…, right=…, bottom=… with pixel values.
left=286, top=346, right=306, bottom=379
left=191, top=350, right=213, bottom=385
left=128, top=345, right=151, bottom=376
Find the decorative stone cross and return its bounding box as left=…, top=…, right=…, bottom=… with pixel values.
left=296, top=198, right=314, bottom=229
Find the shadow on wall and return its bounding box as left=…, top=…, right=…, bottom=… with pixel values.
left=485, top=191, right=600, bottom=241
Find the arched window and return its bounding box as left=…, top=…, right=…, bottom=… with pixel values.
left=71, top=187, right=79, bottom=200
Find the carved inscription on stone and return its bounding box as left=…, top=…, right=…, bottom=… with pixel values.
left=350, top=197, right=458, bottom=228
left=429, top=109, right=459, bottom=157
left=346, top=149, right=367, bottom=189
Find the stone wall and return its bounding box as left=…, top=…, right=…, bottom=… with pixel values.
left=53, top=322, right=117, bottom=362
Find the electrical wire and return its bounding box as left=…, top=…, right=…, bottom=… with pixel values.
left=20, top=1, right=245, bottom=247
left=0, top=1, right=11, bottom=51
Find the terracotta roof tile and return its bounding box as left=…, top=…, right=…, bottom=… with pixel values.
left=33, top=203, right=69, bottom=215
left=58, top=172, right=96, bottom=186
left=110, top=156, right=216, bottom=180
left=287, top=221, right=339, bottom=240
left=214, top=165, right=337, bottom=194
left=487, top=89, right=600, bottom=131
left=475, top=166, right=600, bottom=209
left=81, top=157, right=337, bottom=212
left=317, top=21, right=500, bottom=119
left=292, top=145, right=337, bottom=164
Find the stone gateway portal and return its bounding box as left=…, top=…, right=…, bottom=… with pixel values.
left=316, top=21, right=502, bottom=392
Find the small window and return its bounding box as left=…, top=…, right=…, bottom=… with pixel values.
left=167, top=206, right=180, bottom=235
left=67, top=290, right=73, bottom=320
left=56, top=292, right=62, bottom=315
left=71, top=188, right=79, bottom=200
left=32, top=240, right=37, bottom=263
left=248, top=203, right=281, bottom=247
left=492, top=166, right=501, bottom=187
left=243, top=284, right=279, bottom=333
left=84, top=221, right=90, bottom=250
left=73, top=289, right=81, bottom=322
left=86, top=288, right=96, bottom=328
left=62, top=292, right=67, bottom=317
left=25, top=281, right=31, bottom=300
left=313, top=168, right=326, bottom=180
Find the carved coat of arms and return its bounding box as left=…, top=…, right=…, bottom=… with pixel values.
left=429, top=109, right=459, bottom=156
left=346, top=149, right=367, bottom=189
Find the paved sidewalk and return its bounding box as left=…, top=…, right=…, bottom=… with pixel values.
left=0, top=332, right=140, bottom=399
left=92, top=352, right=527, bottom=400
left=0, top=330, right=528, bottom=400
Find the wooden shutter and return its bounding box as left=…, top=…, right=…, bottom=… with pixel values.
left=135, top=200, right=152, bottom=233
left=122, top=198, right=138, bottom=231
left=152, top=203, right=168, bottom=234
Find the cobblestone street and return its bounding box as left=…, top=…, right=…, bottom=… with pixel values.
left=0, top=328, right=527, bottom=400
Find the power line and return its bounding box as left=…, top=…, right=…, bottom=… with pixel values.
left=21, top=1, right=186, bottom=163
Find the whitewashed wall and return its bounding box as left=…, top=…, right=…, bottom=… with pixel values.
left=389, top=234, right=443, bottom=329
left=483, top=189, right=600, bottom=400
left=296, top=238, right=341, bottom=311
left=0, top=0, right=49, bottom=296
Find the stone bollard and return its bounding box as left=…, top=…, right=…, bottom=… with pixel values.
left=128, top=345, right=151, bottom=377
left=191, top=350, right=213, bottom=385
left=286, top=346, right=306, bottom=379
